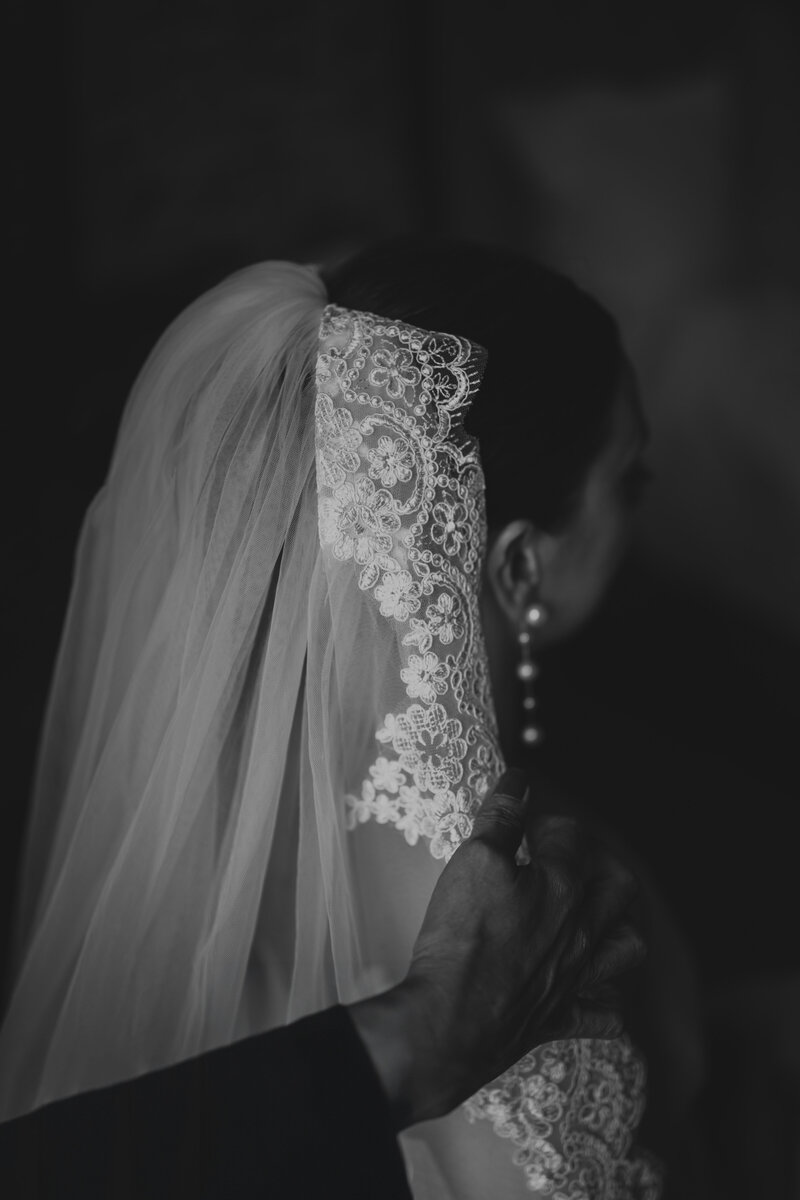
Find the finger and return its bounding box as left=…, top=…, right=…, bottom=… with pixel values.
left=575, top=981, right=621, bottom=1010
left=580, top=858, right=640, bottom=943
left=469, top=768, right=531, bottom=857
left=572, top=824, right=649, bottom=935
left=566, top=1001, right=624, bottom=1041
left=512, top=829, right=592, bottom=981
left=520, top=873, right=633, bottom=994
left=515, top=891, right=645, bottom=1028
left=576, top=922, right=647, bottom=993
left=526, top=995, right=624, bottom=1046
left=526, top=816, right=587, bottom=912
left=527, top=813, right=581, bottom=863
left=536, top=822, right=640, bottom=943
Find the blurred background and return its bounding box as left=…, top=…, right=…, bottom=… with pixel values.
left=8, top=0, right=799, bottom=1191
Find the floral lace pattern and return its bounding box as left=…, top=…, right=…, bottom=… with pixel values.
left=464, top=1038, right=663, bottom=1198
left=315, top=304, right=503, bottom=861
left=314, top=304, right=663, bottom=1198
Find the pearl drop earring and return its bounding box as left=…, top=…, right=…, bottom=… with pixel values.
left=516, top=602, right=548, bottom=746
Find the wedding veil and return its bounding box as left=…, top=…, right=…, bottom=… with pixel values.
left=0, top=261, right=660, bottom=1198
left=0, top=262, right=503, bottom=1120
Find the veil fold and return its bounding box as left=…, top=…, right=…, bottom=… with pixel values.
left=0, top=262, right=501, bottom=1120
left=1, top=263, right=336, bottom=1114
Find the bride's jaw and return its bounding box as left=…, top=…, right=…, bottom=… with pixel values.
left=479, top=384, right=649, bottom=747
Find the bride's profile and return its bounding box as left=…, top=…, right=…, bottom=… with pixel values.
left=0, top=237, right=688, bottom=1196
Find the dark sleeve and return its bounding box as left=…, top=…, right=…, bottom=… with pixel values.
left=0, top=1005, right=412, bottom=1200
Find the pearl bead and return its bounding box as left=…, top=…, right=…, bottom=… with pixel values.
left=516, top=661, right=536, bottom=681
left=521, top=725, right=541, bottom=745
left=524, top=604, right=547, bottom=627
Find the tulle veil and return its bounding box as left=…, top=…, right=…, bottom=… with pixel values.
left=0, top=260, right=499, bottom=1120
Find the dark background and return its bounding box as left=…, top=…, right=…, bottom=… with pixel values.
left=7, top=0, right=800, bottom=1183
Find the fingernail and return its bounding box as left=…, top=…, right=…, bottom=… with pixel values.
left=496, top=768, right=529, bottom=800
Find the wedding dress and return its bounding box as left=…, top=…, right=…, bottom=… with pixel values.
left=0, top=262, right=662, bottom=1197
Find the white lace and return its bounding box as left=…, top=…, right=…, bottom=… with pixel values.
left=464, top=1038, right=662, bottom=1197
left=315, top=302, right=662, bottom=1197
left=316, top=304, right=503, bottom=860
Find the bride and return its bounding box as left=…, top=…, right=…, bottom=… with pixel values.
left=0, top=237, right=684, bottom=1195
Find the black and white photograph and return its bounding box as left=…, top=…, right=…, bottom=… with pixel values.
left=3, top=2, right=799, bottom=1196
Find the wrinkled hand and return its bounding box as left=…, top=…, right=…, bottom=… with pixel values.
left=350, top=768, right=645, bottom=1129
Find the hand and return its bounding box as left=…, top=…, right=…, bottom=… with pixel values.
left=349, top=768, right=645, bottom=1129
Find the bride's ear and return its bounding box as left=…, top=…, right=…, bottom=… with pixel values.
left=485, top=519, right=542, bottom=626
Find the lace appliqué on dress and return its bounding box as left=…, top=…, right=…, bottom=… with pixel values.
left=315, top=304, right=503, bottom=861
left=464, top=1038, right=663, bottom=1198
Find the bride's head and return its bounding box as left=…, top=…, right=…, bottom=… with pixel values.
left=323, top=238, right=649, bottom=674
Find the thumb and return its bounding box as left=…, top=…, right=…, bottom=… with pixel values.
left=469, top=768, right=531, bottom=857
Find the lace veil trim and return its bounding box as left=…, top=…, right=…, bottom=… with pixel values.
left=315, top=303, right=503, bottom=859
left=464, top=1038, right=663, bottom=1197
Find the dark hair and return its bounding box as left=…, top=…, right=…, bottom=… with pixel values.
left=322, top=237, right=625, bottom=532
